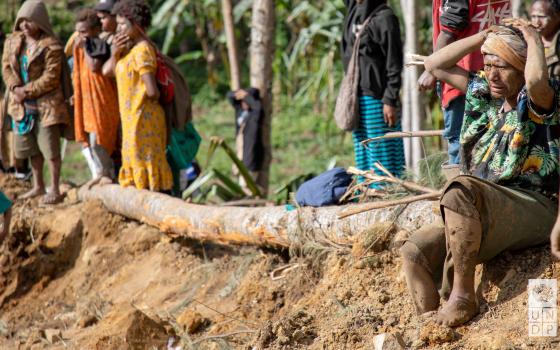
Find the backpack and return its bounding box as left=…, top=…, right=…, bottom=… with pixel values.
left=295, top=167, right=352, bottom=207
left=155, top=51, right=175, bottom=105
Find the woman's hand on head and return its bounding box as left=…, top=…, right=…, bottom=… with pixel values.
left=503, top=18, right=541, bottom=44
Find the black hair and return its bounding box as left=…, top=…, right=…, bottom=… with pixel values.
left=75, top=8, right=101, bottom=29
left=111, top=0, right=151, bottom=29
left=533, top=0, right=560, bottom=13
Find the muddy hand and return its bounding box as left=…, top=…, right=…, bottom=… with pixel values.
left=551, top=216, right=560, bottom=259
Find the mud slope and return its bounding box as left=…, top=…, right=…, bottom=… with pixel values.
left=0, top=174, right=559, bottom=349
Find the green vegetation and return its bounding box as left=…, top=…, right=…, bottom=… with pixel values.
left=60, top=97, right=354, bottom=195
left=0, top=0, right=536, bottom=198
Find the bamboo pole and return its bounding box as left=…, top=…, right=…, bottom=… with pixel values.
left=362, top=130, right=444, bottom=145
left=400, top=0, right=424, bottom=174
left=77, top=185, right=441, bottom=248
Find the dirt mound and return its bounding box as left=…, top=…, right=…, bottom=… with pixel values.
left=0, top=174, right=559, bottom=349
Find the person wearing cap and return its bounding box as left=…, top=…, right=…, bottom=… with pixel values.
left=1, top=0, right=73, bottom=205
left=400, top=20, right=560, bottom=327
left=0, top=191, right=12, bottom=243
left=94, top=0, right=119, bottom=46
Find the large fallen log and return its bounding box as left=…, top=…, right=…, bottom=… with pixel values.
left=78, top=185, right=441, bottom=248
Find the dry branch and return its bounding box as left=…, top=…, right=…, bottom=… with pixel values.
left=362, top=130, right=444, bottom=146
left=193, top=329, right=257, bottom=345
left=347, top=167, right=438, bottom=195
left=338, top=192, right=441, bottom=219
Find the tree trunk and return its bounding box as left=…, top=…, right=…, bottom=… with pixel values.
left=192, top=4, right=218, bottom=87
left=77, top=185, right=440, bottom=248
left=250, top=0, right=275, bottom=196
left=221, top=0, right=241, bottom=91
left=399, top=0, right=424, bottom=175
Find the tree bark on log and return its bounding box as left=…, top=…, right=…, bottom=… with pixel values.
left=250, top=0, right=275, bottom=196
left=222, top=0, right=241, bottom=91
left=78, top=185, right=441, bottom=248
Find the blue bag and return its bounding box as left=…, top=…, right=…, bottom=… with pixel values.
left=295, top=167, right=352, bottom=207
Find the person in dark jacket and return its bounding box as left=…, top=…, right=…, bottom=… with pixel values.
left=341, top=0, right=405, bottom=179
left=227, top=88, right=264, bottom=185
left=418, top=0, right=511, bottom=165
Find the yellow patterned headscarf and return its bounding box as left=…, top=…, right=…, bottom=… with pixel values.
left=481, top=26, right=527, bottom=72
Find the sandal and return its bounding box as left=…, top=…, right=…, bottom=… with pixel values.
left=41, top=192, right=65, bottom=205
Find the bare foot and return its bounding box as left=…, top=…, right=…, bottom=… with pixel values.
left=41, top=192, right=64, bottom=205
left=436, top=296, right=478, bottom=327
left=19, top=187, right=46, bottom=200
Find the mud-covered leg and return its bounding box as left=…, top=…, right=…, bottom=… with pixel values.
left=436, top=208, right=481, bottom=326
left=400, top=241, right=440, bottom=313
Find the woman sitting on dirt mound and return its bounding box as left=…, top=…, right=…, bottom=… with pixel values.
left=103, top=0, right=173, bottom=193
left=400, top=19, right=560, bottom=327
left=1, top=0, right=73, bottom=205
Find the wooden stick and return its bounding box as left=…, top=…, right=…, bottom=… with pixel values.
left=405, top=53, right=427, bottom=66
left=362, top=130, right=444, bottom=146
left=347, top=166, right=439, bottom=195
left=193, top=329, right=258, bottom=344
left=338, top=192, right=441, bottom=219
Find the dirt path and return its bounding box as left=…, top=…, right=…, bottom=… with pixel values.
left=0, top=174, right=559, bottom=349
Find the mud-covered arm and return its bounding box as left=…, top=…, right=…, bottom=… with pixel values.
left=424, top=31, right=486, bottom=93
left=23, top=46, right=64, bottom=99
left=520, top=24, right=554, bottom=112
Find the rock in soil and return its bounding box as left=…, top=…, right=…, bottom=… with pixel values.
left=372, top=332, right=406, bottom=350
left=176, top=309, right=210, bottom=334
left=419, top=321, right=457, bottom=345
left=42, top=328, right=62, bottom=344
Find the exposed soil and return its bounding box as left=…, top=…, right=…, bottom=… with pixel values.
left=0, top=174, right=559, bottom=349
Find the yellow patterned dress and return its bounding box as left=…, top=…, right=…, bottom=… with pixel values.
left=115, top=41, right=172, bottom=191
